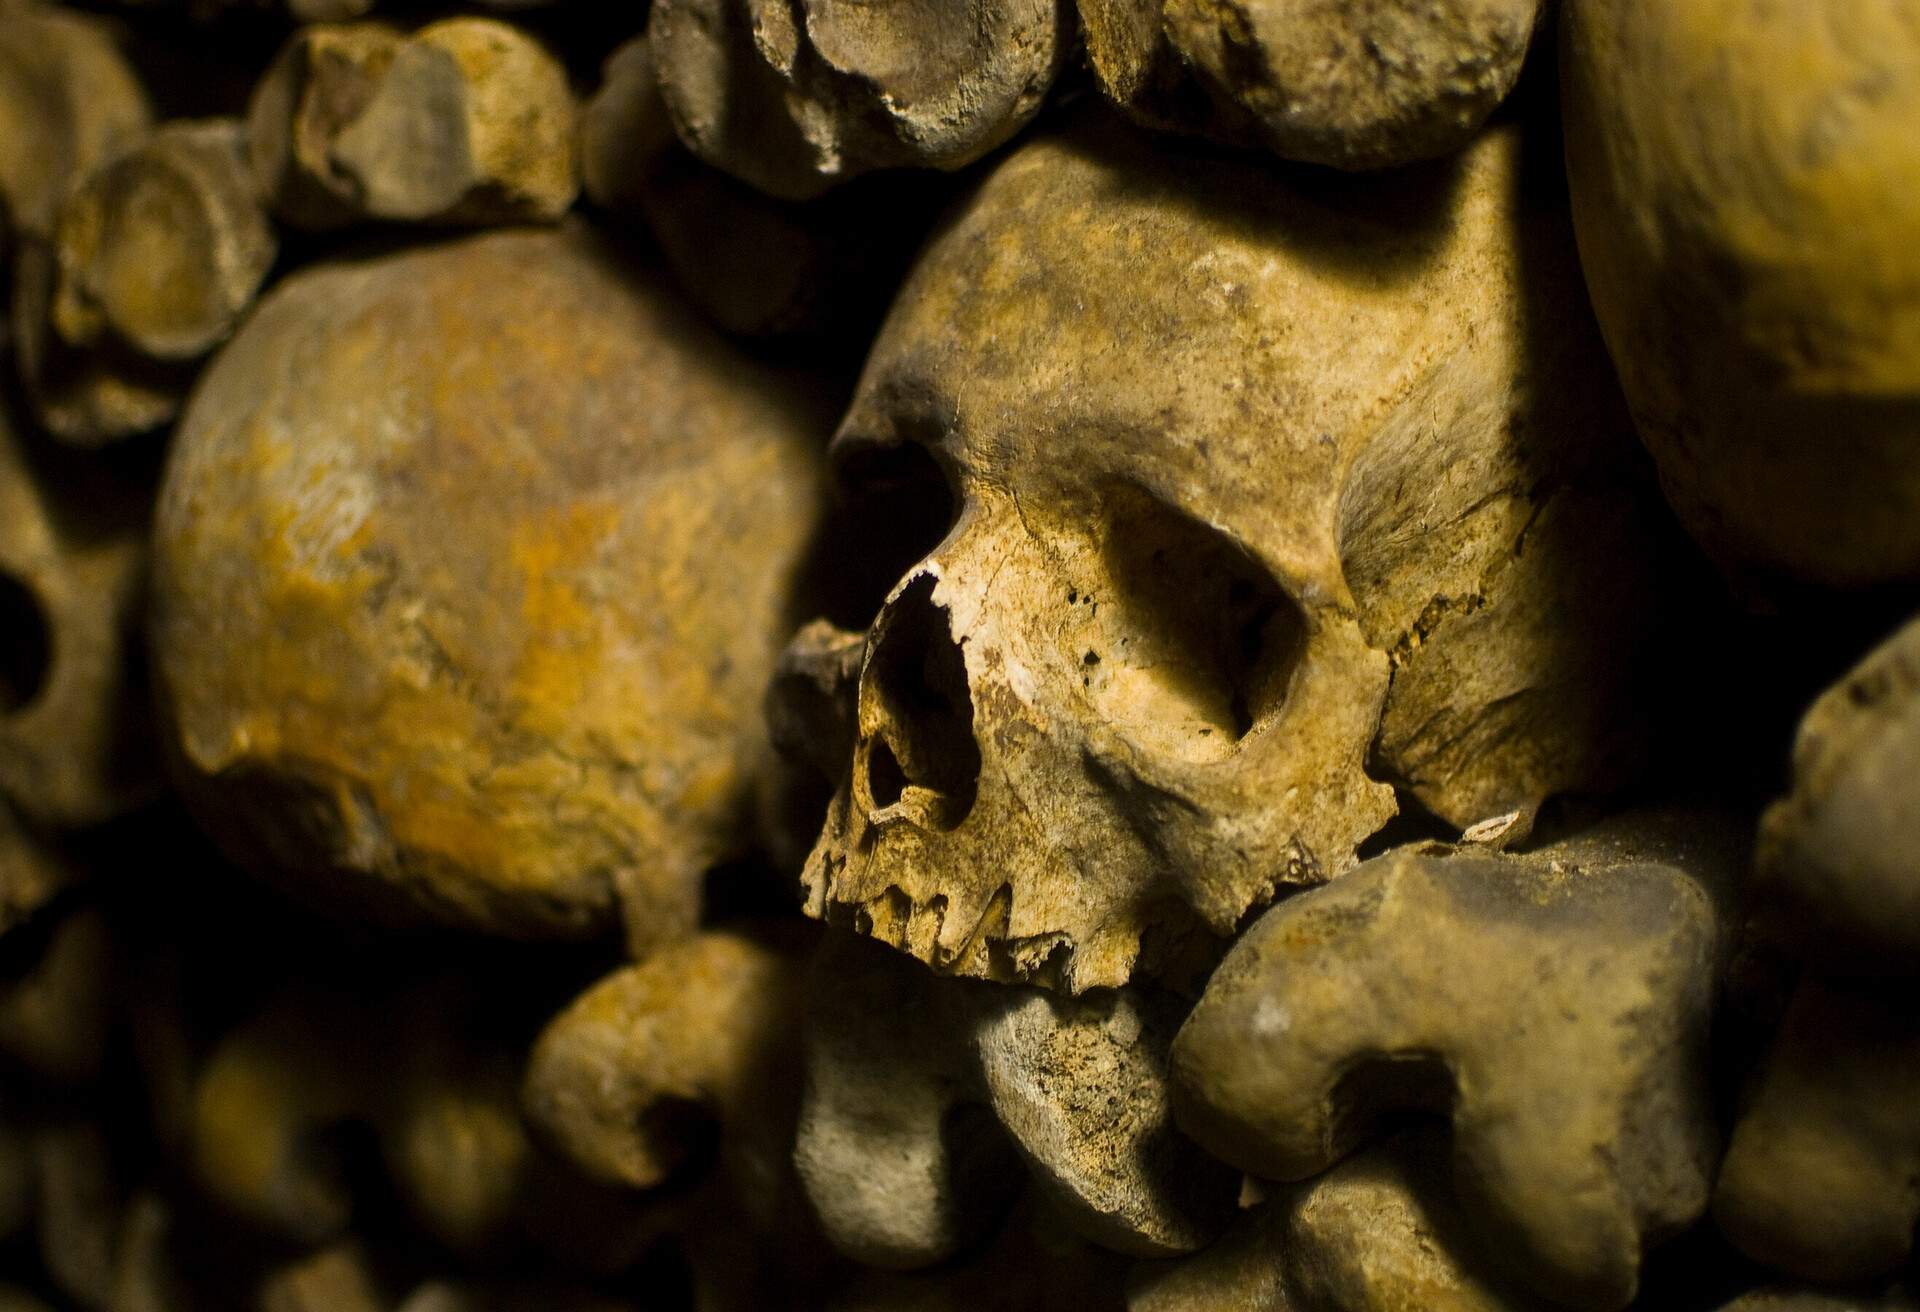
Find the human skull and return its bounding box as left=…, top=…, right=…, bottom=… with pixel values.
left=153, top=225, right=827, bottom=947
left=796, top=108, right=1667, bottom=992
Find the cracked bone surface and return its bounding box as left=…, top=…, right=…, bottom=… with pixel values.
left=1714, top=973, right=1920, bottom=1285
left=1169, top=812, right=1739, bottom=1310
left=15, top=118, right=276, bottom=446
left=1561, top=0, right=1920, bottom=589
left=0, top=403, right=158, bottom=826
left=248, top=18, right=577, bottom=230
left=1080, top=0, right=1540, bottom=170
left=151, top=224, right=825, bottom=944
left=1755, top=614, right=1920, bottom=971
left=794, top=932, right=1238, bottom=1269
left=0, top=6, right=151, bottom=241
left=798, top=108, right=1668, bottom=993
left=648, top=0, right=1066, bottom=200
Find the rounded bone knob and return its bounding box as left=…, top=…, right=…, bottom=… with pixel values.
left=1171, top=814, right=1738, bottom=1310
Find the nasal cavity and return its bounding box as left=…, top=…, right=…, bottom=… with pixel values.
left=861, top=574, right=980, bottom=827
left=0, top=573, right=51, bottom=715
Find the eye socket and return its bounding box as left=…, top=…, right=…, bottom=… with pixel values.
left=1078, top=486, right=1306, bottom=762
left=799, top=438, right=957, bottom=631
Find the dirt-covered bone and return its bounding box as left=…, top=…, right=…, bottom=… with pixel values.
left=795, top=932, right=1237, bottom=1269
left=581, top=34, right=957, bottom=339
left=1714, top=974, right=1920, bottom=1285
left=186, top=971, right=651, bottom=1264
left=30, top=1117, right=122, bottom=1310
left=15, top=118, right=274, bottom=445
left=398, top=1283, right=648, bottom=1312
left=187, top=988, right=367, bottom=1244
left=1754, top=615, right=1920, bottom=972
left=793, top=932, right=1019, bottom=1270
left=1561, top=0, right=1920, bottom=590
left=244, top=21, right=399, bottom=229
left=0, top=904, right=113, bottom=1087
left=524, top=927, right=830, bottom=1308
left=0, top=803, right=75, bottom=936
left=524, top=928, right=805, bottom=1196
left=580, top=36, right=672, bottom=210
left=1081, top=0, right=1540, bottom=170
left=0, top=6, right=151, bottom=240
left=248, top=18, right=577, bottom=230
left=97, top=0, right=377, bottom=19
left=1128, top=1134, right=1529, bottom=1312
left=1170, top=812, right=1740, bottom=1310
left=799, top=109, right=1670, bottom=993
left=47, top=119, right=273, bottom=366
left=767, top=621, right=866, bottom=786
left=151, top=225, right=825, bottom=946
left=972, top=987, right=1239, bottom=1257
left=824, top=1194, right=1129, bottom=1312
left=648, top=0, right=1066, bottom=200
left=1717, top=1288, right=1920, bottom=1312
left=10, top=237, right=187, bottom=447
left=0, top=403, right=158, bottom=826
left=256, top=1242, right=388, bottom=1312
left=0, top=1114, right=123, bottom=1312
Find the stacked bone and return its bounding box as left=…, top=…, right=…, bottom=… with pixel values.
left=0, top=0, right=1916, bottom=1307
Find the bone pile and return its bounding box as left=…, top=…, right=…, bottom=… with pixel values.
left=0, top=0, right=1915, bottom=1307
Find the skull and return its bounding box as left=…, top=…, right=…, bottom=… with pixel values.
left=153, top=224, right=828, bottom=948
left=797, top=107, right=1666, bottom=992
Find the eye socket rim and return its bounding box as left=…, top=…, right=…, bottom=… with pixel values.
left=810, top=433, right=964, bottom=632
left=1068, top=480, right=1310, bottom=759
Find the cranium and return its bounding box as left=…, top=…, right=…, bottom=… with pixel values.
left=797, top=108, right=1666, bottom=991
left=152, top=224, right=827, bottom=948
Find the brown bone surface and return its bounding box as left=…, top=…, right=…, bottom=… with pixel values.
left=15, top=118, right=276, bottom=446
left=1714, top=974, right=1920, bottom=1285
left=1561, top=0, right=1920, bottom=589
left=649, top=0, right=1066, bottom=199
left=1755, top=613, right=1920, bottom=972
left=1128, top=1134, right=1532, bottom=1311
left=524, top=927, right=830, bottom=1308
left=1170, top=813, right=1740, bottom=1310
left=794, top=932, right=1239, bottom=1268
left=1081, top=0, right=1541, bottom=170
left=0, top=403, right=158, bottom=826
left=799, top=108, right=1669, bottom=993
left=248, top=18, right=578, bottom=231
left=152, top=224, right=826, bottom=945
left=0, top=7, right=151, bottom=240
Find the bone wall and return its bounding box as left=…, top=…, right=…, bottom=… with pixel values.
left=0, top=0, right=1917, bottom=1308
